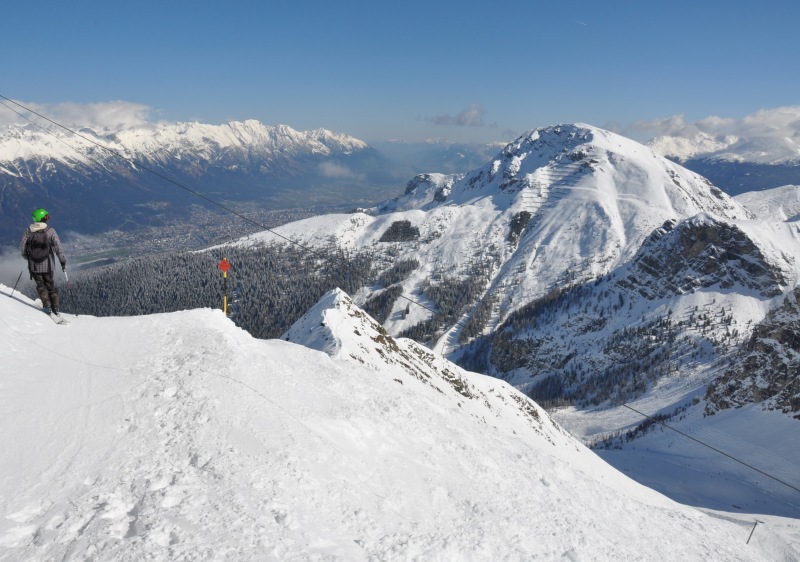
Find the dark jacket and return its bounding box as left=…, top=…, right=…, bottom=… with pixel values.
left=20, top=222, right=67, bottom=275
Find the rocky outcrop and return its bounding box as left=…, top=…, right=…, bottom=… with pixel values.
left=617, top=216, right=787, bottom=300
left=705, top=287, right=800, bottom=418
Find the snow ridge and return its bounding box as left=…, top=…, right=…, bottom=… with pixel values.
left=0, top=285, right=793, bottom=560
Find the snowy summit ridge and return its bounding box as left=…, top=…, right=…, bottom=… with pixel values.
left=1, top=284, right=794, bottom=560
left=380, top=123, right=744, bottom=218
left=284, top=288, right=563, bottom=438
left=0, top=119, right=367, bottom=166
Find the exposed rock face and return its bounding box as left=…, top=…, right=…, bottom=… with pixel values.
left=378, top=220, right=420, bottom=242
left=705, top=287, right=800, bottom=418
left=618, top=216, right=788, bottom=300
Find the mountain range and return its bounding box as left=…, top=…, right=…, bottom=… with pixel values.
left=0, top=120, right=401, bottom=244
left=239, top=124, right=800, bottom=414
left=4, top=115, right=800, bottom=519
left=246, top=123, right=772, bottom=341
left=648, top=132, right=800, bottom=195
left=3, top=116, right=799, bottom=246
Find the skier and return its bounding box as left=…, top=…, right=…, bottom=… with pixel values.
left=19, top=208, right=67, bottom=317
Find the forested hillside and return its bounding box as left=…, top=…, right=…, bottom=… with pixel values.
left=47, top=241, right=489, bottom=342
left=57, top=244, right=374, bottom=339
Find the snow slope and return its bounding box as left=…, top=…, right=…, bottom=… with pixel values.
left=736, top=185, right=800, bottom=222
left=1, top=285, right=796, bottom=561
left=217, top=124, right=800, bottom=529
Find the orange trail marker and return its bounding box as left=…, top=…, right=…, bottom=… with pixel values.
left=218, top=258, right=231, bottom=314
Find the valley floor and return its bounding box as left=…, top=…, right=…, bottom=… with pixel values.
left=553, top=399, right=800, bottom=519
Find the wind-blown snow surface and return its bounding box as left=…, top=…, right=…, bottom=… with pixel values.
left=2, top=286, right=797, bottom=561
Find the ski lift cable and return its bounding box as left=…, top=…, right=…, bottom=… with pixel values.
left=0, top=94, right=437, bottom=315
left=609, top=397, right=800, bottom=495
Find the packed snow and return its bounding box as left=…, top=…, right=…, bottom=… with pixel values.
left=2, top=285, right=797, bottom=561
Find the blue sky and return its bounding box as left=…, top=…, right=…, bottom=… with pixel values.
left=3, top=0, right=799, bottom=144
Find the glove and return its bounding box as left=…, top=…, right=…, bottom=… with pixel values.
left=61, top=263, right=66, bottom=272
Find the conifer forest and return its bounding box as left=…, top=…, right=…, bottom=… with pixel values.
left=41, top=242, right=488, bottom=344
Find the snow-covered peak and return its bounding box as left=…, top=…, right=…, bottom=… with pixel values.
left=648, top=132, right=738, bottom=161
left=263, top=123, right=757, bottom=338
left=380, top=123, right=747, bottom=222
left=308, top=127, right=369, bottom=153
left=282, top=287, right=357, bottom=358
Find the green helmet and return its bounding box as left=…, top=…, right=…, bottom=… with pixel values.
left=32, top=208, right=49, bottom=222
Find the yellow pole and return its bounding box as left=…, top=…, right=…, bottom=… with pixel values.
left=223, top=269, right=228, bottom=315
left=219, top=257, right=231, bottom=316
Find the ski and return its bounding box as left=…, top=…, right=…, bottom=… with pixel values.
left=46, top=311, right=69, bottom=325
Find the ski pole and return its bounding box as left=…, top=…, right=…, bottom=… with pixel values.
left=63, top=268, right=77, bottom=316
left=746, top=520, right=763, bottom=544
left=10, top=270, right=23, bottom=298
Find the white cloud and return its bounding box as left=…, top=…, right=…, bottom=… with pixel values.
left=630, top=106, right=800, bottom=143
left=318, top=162, right=365, bottom=181
left=0, top=100, right=154, bottom=131
left=629, top=106, right=800, bottom=163
left=430, top=104, right=494, bottom=128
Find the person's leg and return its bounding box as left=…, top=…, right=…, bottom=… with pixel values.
left=31, top=272, right=51, bottom=309
left=43, top=272, right=60, bottom=311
